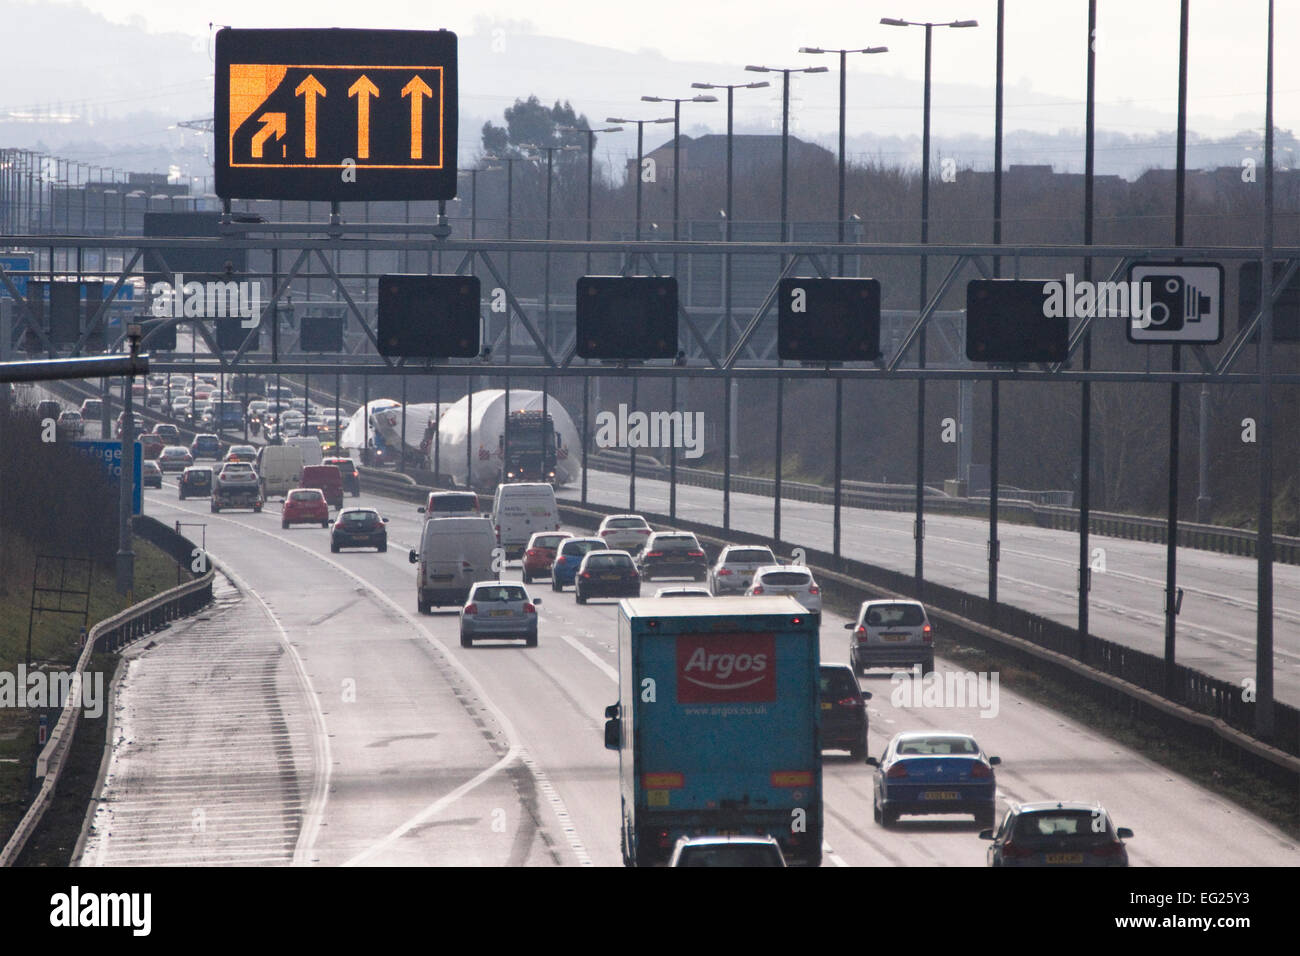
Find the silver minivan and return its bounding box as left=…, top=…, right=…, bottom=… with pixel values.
left=410, top=516, right=499, bottom=613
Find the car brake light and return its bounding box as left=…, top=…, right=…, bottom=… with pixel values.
left=462, top=560, right=473, bottom=570
left=751, top=586, right=764, bottom=595
left=600, top=530, right=611, bottom=536
left=1090, top=842, right=1124, bottom=857
left=809, top=586, right=820, bottom=595
left=1001, top=841, right=1033, bottom=858
left=581, top=572, right=591, bottom=579
left=524, top=604, right=536, bottom=615
left=971, top=762, right=993, bottom=778
left=464, top=603, right=478, bottom=615
left=645, top=551, right=663, bottom=558
left=639, top=529, right=650, bottom=534
left=837, top=697, right=860, bottom=708
left=717, top=568, right=732, bottom=575
left=687, top=550, right=704, bottom=557
left=885, top=763, right=908, bottom=779
left=922, top=623, right=933, bottom=644
left=526, top=549, right=538, bottom=557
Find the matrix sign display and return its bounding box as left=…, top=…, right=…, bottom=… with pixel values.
left=215, top=28, right=458, bottom=201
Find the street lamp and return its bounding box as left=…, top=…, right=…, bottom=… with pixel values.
left=639, top=94, right=717, bottom=248
left=558, top=124, right=623, bottom=274
left=692, top=78, right=769, bottom=532
left=522, top=142, right=581, bottom=353
left=605, top=116, right=674, bottom=241
left=881, top=14, right=979, bottom=585
left=742, top=64, right=829, bottom=244
left=799, top=45, right=888, bottom=270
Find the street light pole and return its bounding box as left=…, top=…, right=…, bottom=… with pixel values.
left=881, top=14, right=978, bottom=587
left=559, top=125, right=624, bottom=275
left=605, top=116, right=674, bottom=244
left=799, top=45, right=887, bottom=272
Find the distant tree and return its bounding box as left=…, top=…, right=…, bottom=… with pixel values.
left=480, top=96, right=589, bottom=158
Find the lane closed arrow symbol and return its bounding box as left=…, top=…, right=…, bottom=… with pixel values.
left=251, top=112, right=287, bottom=159
left=294, top=74, right=326, bottom=158
left=348, top=75, right=379, bottom=159
left=401, top=75, right=432, bottom=160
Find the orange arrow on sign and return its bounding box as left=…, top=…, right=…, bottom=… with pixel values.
left=251, top=112, right=287, bottom=158
left=294, top=74, right=326, bottom=158
left=401, top=75, right=432, bottom=160
left=348, top=75, right=379, bottom=159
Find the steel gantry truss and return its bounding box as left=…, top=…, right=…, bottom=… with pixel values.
left=1, top=232, right=1298, bottom=383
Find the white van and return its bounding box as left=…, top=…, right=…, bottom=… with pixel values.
left=285, top=435, right=323, bottom=467
left=492, top=482, right=560, bottom=560
left=257, top=444, right=304, bottom=500
left=409, top=517, right=498, bottom=612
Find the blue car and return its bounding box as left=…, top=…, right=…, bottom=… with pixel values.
left=550, top=536, right=605, bottom=591
left=868, top=731, right=1000, bottom=829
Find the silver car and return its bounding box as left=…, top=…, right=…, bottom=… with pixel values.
left=460, top=582, right=541, bottom=648
left=597, top=514, right=653, bottom=554
left=847, top=599, right=934, bottom=675
left=710, top=545, right=779, bottom=595
left=746, top=565, right=822, bottom=617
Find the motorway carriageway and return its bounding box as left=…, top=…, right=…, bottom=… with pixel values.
left=73, top=475, right=1300, bottom=867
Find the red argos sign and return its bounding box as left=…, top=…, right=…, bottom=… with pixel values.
left=676, top=633, right=776, bottom=703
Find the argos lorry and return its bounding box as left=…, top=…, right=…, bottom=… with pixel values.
left=603, top=596, right=823, bottom=866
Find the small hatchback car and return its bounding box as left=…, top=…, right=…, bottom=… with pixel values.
left=551, top=537, right=605, bottom=591
left=460, top=582, right=541, bottom=647
left=522, top=531, right=569, bottom=584
left=818, top=663, right=871, bottom=760
left=575, top=550, right=640, bottom=604
left=981, top=802, right=1133, bottom=867
left=637, top=532, right=708, bottom=582
left=178, top=466, right=213, bottom=499
left=281, top=488, right=330, bottom=529
left=331, top=508, right=388, bottom=552
left=747, top=565, right=822, bottom=617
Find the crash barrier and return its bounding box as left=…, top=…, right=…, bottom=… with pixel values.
left=0, top=517, right=214, bottom=867
left=585, top=451, right=1300, bottom=566
left=551, top=497, right=1300, bottom=785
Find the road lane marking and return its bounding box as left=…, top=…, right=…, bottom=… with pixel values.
left=152, top=496, right=590, bottom=867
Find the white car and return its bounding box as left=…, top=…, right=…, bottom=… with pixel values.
left=667, top=835, right=787, bottom=867
left=596, top=514, right=653, bottom=554
left=746, top=565, right=822, bottom=616
left=653, top=585, right=713, bottom=598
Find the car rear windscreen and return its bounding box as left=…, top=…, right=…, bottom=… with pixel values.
left=866, top=603, right=926, bottom=627
left=432, top=494, right=478, bottom=512
left=727, top=549, right=775, bottom=564
left=896, top=736, right=978, bottom=756
left=562, top=540, right=601, bottom=555
left=585, top=554, right=629, bottom=568
left=1012, top=811, right=1113, bottom=845
left=678, top=846, right=783, bottom=867
left=759, top=571, right=811, bottom=586
left=652, top=536, right=699, bottom=550
left=474, top=586, right=526, bottom=602
left=819, top=668, right=859, bottom=698
left=607, top=518, right=645, bottom=528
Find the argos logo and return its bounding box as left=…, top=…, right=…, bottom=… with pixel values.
left=677, top=633, right=776, bottom=703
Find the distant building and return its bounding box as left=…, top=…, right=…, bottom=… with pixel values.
left=629, top=133, right=836, bottom=184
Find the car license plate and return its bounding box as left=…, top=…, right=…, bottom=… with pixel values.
left=882, top=633, right=909, bottom=642
left=922, top=791, right=960, bottom=800
left=490, top=610, right=512, bottom=617
left=1045, top=853, right=1083, bottom=864
left=601, top=573, right=619, bottom=580
left=820, top=702, right=833, bottom=710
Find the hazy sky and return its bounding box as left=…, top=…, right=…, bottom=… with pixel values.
left=55, top=0, right=1293, bottom=136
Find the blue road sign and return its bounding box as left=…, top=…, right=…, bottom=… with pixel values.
left=71, top=439, right=142, bottom=514
left=0, top=256, right=32, bottom=296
